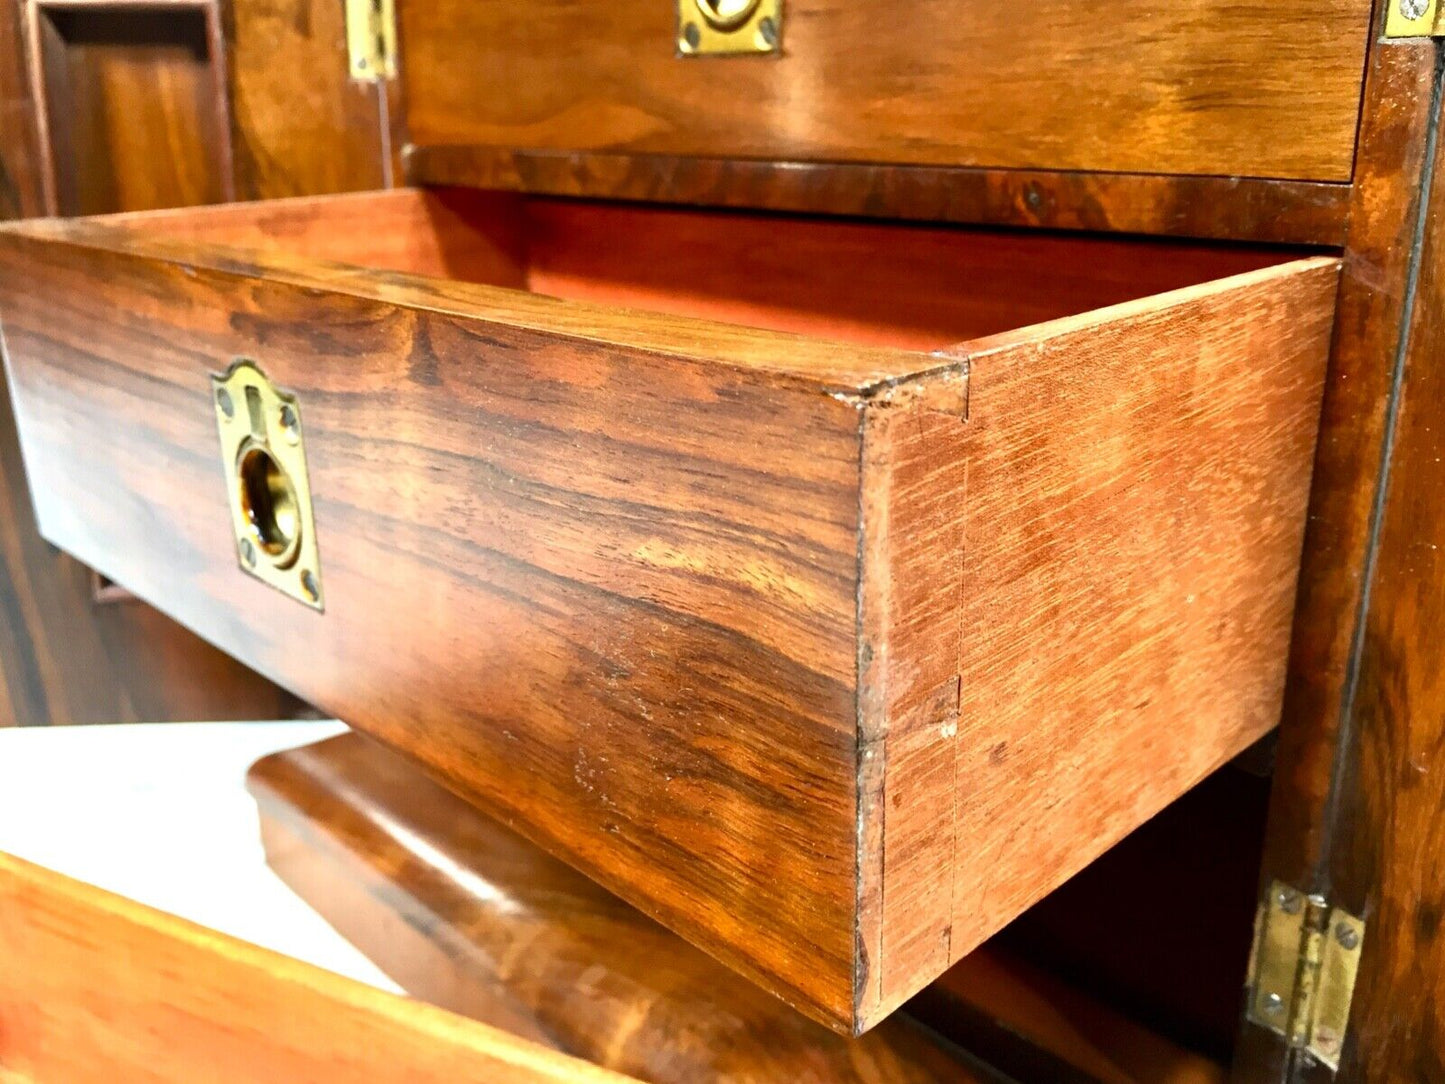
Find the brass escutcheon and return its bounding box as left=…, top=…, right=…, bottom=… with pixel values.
left=212, top=359, right=324, bottom=611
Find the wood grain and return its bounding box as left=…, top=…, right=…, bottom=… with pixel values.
left=0, top=0, right=309, bottom=727
left=0, top=0, right=44, bottom=220
left=1300, top=49, right=1445, bottom=1084
left=1231, top=27, right=1443, bottom=1083
left=0, top=274, right=299, bottom=726
left=856, top=260, right=1339, bottom=1025
left=25, top=1, right=234, bottom=215
left=407, top=147, right=1354, bottom=247
left=397, top=0, right=1370, bottom=182
left=0, top=210, right=872, bottom=1025
left=0, top=851, right=635, bottom=1083
left=249, top=731, right=990, bottom=1084
left=115, top=188, right=1286, bottom=350
left=0, top=193, right=1337, bottom=1030
left=224, top=0, right=390, bottom=200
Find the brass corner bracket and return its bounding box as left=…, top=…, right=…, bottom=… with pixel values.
left=211, top=359, right=324, bottom=611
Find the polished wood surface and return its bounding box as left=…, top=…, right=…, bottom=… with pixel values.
left=249, top=732, right=991, bottom=1084
left=1300, top=53, right=1445, bottom=1084
left=407, top=148, right=1354, bottom=247
left=398, top=0, right=1369, bottom=182
left=0, top=851, right=635, bottom=1083
left=0, top=0, right=45, bottom=219
left=116, top=188, right=1287, bottom=348
left=856, top=256, right=1337, bottom=1023
left=25, top=0, right=234, bottom=215
left=0, top=0, right=322, bottom=727
left=0, top=189, right=1336, bottom=1030
left=0, top=304, right=299, bottom=726
left=1232, top=26, right=1443, bottom=1083
left=225, top=0, right=390, bottom=199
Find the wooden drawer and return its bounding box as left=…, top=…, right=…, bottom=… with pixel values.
left=0, top=187, right=1338, bottom=1033
left=399, top=0, right=1372, bottom=182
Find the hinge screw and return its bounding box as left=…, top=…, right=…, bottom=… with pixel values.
left=1262, top=991, right=1285, bottom=1015
left=1336, top=923, right=1360, bottom=950
left=1401, top=0, right=1429, bottom=19
left=1277, top=888, right=1303, bottom=914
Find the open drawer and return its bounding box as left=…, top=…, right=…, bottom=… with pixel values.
left=0, top=188, right=1339, bottom=1032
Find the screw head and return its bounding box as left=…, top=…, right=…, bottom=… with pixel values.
left=1277, top=888, right=1303, bottom=915
left=216, top=387, right=234, bottom=419
left=300, top=569, right=320, bottom=603
left=1401, top=0, right=1429, bottom=19
left=239, top=537, right=257, bottom=568
left=757, top=15, right=777, bottom=46
left=1263, top=991, right=1285, bottom=1015
left=682, top=21, right=700, bottom=48
left=279, top=403, right=300, bottom=445
left=1336, top=923, right=1360, bottom=950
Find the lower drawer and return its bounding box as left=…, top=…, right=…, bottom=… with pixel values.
left=0, top=188, right=1338, bottom=1031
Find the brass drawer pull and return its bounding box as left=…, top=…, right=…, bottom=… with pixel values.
left=212, top=359, right=324, bottom=611
left=677, top=0, right=780, bottom=55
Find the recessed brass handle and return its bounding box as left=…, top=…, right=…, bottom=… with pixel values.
left=677, top=0, right=780, bottom=55
left=212, top=359, right=324, bottom=611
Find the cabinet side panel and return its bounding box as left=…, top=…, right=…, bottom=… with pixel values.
left=0, top=232, right=863, bottom=1027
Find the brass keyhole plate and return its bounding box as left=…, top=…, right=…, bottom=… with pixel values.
left=212, top=359, right=324, bottom=611
left=677, top=0, right=780, bottom=55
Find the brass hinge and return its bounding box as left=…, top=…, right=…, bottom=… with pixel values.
left=345, top=0, right=397, bottom=80
left=1245, top=881, right=1365, bottom=1073
left=1385, top=0, right=1445, bottom=37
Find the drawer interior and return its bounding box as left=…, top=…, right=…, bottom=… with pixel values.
left=124, top=187, right=1298, bottom=350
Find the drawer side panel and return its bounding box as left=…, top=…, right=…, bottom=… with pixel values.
left=0, top=233, right=865, bottom=1027
left=857, top=259, right=1341, bottom=1025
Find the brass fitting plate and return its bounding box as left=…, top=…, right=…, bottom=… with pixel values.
left=211, top=359, right=324, bottom=611
left=1384, top=0, right=1443, bottom=37
left=677, top=0, right=781, bottom=55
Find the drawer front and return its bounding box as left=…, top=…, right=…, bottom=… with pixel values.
left=0, top=191, right=1339, bottom=1032
left=400, top=0, right=1371, bottom=182
left=248, top=732, right=992, bottom=1083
